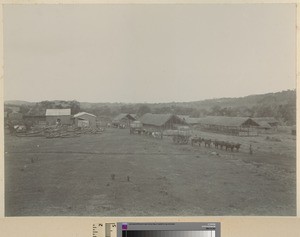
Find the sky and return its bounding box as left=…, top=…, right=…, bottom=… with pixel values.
left=3, top=4, right=296, bottom=103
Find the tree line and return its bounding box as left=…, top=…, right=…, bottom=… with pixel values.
left=5, top=101, right=295, bottom=126
left=5, top=90, right=296, bottom=126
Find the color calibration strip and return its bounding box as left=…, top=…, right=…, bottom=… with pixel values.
left=122, top=231, right=215, bottom=237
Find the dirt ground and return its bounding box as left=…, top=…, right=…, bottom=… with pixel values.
left=5, top=127, right=296, bottom=216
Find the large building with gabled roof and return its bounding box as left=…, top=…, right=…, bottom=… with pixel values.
left=139, top=113, right=186, bottom=131
left=197, top=116, right=260, bottom=136
left=45, top=108, right=72, bottom=125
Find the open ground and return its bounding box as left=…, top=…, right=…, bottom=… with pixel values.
left=5, top=127, right=296, bottom=216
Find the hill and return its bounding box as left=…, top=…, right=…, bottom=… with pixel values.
left=4, top=89, right=296, bottom=125
left=4, top=100, right=35, bottom=106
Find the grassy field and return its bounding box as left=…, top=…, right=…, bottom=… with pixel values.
left=5, top=127, right=296, bottom=216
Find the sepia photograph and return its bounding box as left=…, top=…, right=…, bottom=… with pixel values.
left=3, top=4, right=296, bottom=216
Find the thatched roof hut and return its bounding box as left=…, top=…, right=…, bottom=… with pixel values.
left=252, top=117, right=279, bottom=127
left=140, top=113, right=186, bottom=130
left=112, top=113, right=136, bottom=127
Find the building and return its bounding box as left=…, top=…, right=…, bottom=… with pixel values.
left=23, top=108, right=46, bottom=125
left=73, top=112, right=97, bottom=128
left=177, top=115, right=208, bottom=126
left=8, top=112, right=23, bottom=121
left=112, top=113, right=136, bottom=127
left=177, top=115, right=190, bottom=122
left=185, top=117, right=203, bottom=126
left=23, top=114, right=46, bottom=125
left=197, top=116, right=260, bottom=136
left=45, top=109, right=72, bottom=125
left=252, top=117, right=279, bottom=128
left=254, top=120, right=273, bottom=134
left=98, top=116, right=112, bottom=127
left=130, top=114, right=138, bottom=120
left=139, top=113, right=186, bottom=131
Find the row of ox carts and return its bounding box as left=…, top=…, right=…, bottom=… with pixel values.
left=191, top=137, right=241, bottom=152
left=130, top=122, right=241, bottom=152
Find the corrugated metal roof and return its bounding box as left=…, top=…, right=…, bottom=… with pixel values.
left=197, top=116, right=259, bottom=127
left=46, top=109, right=71, bottom=116
left=140, top=113, right=185, bottom=127
left=74, top=112, right=96, bottom=118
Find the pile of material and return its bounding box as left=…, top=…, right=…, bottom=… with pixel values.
left=77, top=127, right=104, bottom=134
left=45, top=126, right=80, bottom=139
left=16, top=125, right=104, bottom=138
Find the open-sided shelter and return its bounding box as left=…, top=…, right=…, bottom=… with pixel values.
left=197, top=116, right=260, bottom=136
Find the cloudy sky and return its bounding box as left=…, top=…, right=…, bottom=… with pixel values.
left=3, top=4, right=296, bottom=103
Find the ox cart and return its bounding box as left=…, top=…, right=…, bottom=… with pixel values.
left=171, top=126, right=192, bottom=144
left=130, top=121, right=143, bottom=134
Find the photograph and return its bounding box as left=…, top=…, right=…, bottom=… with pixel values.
left=3, top=3, right=296, bottom=216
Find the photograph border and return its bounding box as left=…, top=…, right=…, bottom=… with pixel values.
left=0, top=0, right=299, bottom=236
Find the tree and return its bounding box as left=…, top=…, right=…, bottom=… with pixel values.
left=69, top=100, right=81, bottom=115
left=137, top=104, right=151, bottom=116
left=153, top=106, right=172, bottom=114
left=120, top=105, right=135, bottom=114
left=209, top=105, right=222, bottom=116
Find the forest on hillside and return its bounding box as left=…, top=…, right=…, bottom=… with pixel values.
left=5, top=90, right=296, bottom=125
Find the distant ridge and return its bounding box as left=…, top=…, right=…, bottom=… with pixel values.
left=4, top=89, right=296, bottom=108
left=4, top=100, right=35, bottom=106
left=4, top=90, right=296, bottom=125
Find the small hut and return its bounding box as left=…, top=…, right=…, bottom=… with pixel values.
left=73, top=112, right=97, bottom=128
left=112, top=113, right=136, bottom=128
left=253, top=117, right=279, bottom=130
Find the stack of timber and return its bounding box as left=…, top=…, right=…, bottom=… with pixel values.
left=16, top=125, right=104, bottom=138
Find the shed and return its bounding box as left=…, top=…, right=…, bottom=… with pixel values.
left=254, top=120, right=273, bottom=134
left=112, top=113, right=136, bottom=128
left=139, top=113, right=186, bottom=131
left=197, top=116, right=260, bottom=136
left=252, top=117, right=279, bottom=127
left=24, top=108, right=46, bottom=125
left=46, top=109, right=72, bottom=125
left=74, top=112, right=97, bottom=128
left=8, top=112, right=23, bottom=121
left=130, top=114, right=138, bottom=120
